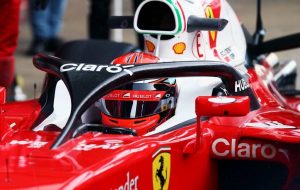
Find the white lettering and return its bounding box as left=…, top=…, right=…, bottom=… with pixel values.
left=212, top=138, right=277, bottom=159
left=60, top=63, right=77, bottom=72
left=74, top=141, right=123, bottom=151
left=252, top=144, right=261, bottom=158
left=212, top=138, right=230, bottom=157
left=82, top=64, right=97, bottom=71
left=76, top=63, right=84, bottom=71
left=9, top=140, right=48, bottom=148
left=235, top=79, right=250, bottom=92
left=116, top=172, right=139, bottom=190
left=237, top=143, right=250, bottom=158
left=60, top=63, right=134, bottom=76
left=231, top=138, right=236, bottom=157
left=96, top=65, right=106, bottom=71
left=261, top=144, right=276, bottom=159
left=246, top=121, right=296, bottom=129
left=106, top=66, right=122, bottom=73
left=133, top=94, right=152, bottom=99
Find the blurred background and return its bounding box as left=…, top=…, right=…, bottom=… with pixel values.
left=15, top=0, right=300, bottom=99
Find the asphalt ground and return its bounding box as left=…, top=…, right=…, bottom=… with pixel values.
left=15, top=0, right=300, bottom=99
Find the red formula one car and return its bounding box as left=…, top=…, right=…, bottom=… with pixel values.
left=1, top=0, right=300, bottom=189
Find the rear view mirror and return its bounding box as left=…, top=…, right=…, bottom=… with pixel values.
left=195, top=96, right=250, bottom=117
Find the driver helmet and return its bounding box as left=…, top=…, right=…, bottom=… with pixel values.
left=95, top=52, right=178, bottom=135
left=133, top=0, right=248, bottom=73
left=134, top=0, right=208, bottom=61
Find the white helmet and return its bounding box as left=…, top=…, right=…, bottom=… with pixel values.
left=134, top=0, right=247, bottom=73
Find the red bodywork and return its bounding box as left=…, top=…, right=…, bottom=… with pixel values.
left=0, top=62, right=299, bottom=190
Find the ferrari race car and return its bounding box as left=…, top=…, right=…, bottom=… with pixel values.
left=1, top=0, right=300, bottom=189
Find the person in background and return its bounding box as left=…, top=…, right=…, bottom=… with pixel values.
left=0, top=0, right=57, bottom=100
left=26, top=0, right=68, bottom=55
left=88, top=0, right=144, bottom=49
left=0, top=0, right=20, bottom=90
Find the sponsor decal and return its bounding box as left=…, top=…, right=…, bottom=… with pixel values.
left=212, top=138, right=277, bottom=159
left=219, top=47, right=236, bottom=62
left=205, top=0, right=221, bottom=49
left=146, top=40, right=155, bottom=53
left=194, top=32, right=204, bottom=58
left=60, top=63, right=134, bottom=76
left=114, top=172, right=139, bottom=190
left=9, top=140, right=48, bottom=148
left=74, top=140, right=123, bottom=151
left=155, top=93, right=162, bottom=99
left=246, top=121, right=297, bottom=129
left=208, top=97, right=236, bottom=104
left=123, top=92, right=131, bottom=98
left=104, top=90, right=166, bottom=101
left=152, top=147, right=171, bottom=190
left=234, top=79, right=250, bottom=92
left=172, top=42, right=186, bottom=54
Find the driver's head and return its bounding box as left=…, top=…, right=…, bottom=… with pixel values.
left=96, top=52, right=178, bottom=135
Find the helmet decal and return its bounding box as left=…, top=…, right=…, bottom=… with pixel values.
left=103, top=90, right=167, bottom=101
left=166, top=0, right=184, bottom=35
left=176, top=1, right=186, bottom=32
left=146, top=40, right=156, bottom=53
left=192, top=32, right=205, bottom=59
left=172, top=42, right=186, bottom=54
left=205, top=0, right=221, bottom=49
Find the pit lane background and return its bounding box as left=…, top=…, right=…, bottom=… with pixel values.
left=16, top=0, right=300, bottom=99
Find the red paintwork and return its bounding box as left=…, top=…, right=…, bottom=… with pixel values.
left=0, top=65, right=299, bottom=190
left=0, top=87, right=6, bottom=104
left=0, top=4, right=299, bottom=189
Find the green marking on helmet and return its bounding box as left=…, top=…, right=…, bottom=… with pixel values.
left=166, top=0, right=183, bottom=35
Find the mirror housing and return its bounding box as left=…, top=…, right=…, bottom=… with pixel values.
left=183, top=96, right=250, bottom=155
left=196, top=96, right=250, bottom=117
left=0, top=87, right=6, bottom=104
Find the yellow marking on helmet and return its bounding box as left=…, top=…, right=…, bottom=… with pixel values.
left=205, top=6, right=216, bottom=41
left=146, top=40, right=155, bottom=53
left=173, top=42, right=186, bottom=54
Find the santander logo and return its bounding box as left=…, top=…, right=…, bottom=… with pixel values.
left=211, top=138, right=277, bottom=159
